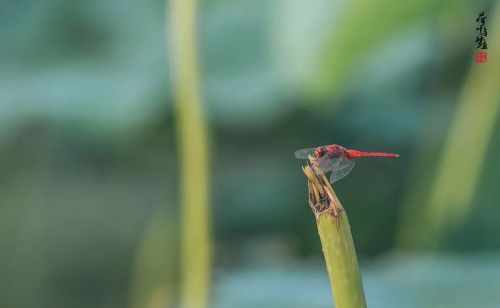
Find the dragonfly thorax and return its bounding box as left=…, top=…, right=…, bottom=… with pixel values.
left=323, top=144, right=346, bottom=159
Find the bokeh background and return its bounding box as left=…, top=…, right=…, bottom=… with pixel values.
left=1, top=0, right=500, bottom=307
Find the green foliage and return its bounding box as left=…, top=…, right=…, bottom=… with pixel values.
left=1, top=0, right=499, bottom=307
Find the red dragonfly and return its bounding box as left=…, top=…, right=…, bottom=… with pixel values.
left=295, top=144, right=399, bottom=183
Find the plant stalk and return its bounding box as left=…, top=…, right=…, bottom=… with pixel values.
left=302, top=159, right=366, bottom=308
left=168, top=0, right=211, bottom=307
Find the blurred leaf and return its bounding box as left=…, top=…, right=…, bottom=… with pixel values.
left=213, top=254, right=500, bottom=308
left=0, top=0, right=168, bottom=141
left=130, top=210, right=177, bottom=308
left=311, top=0, right=469, bottom=98
left=398, top=2, right=500, bottom=248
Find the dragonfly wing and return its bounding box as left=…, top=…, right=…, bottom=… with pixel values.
left=316, top=157, right=333, bottom=173
left=329, top=158, right=355, bottom=183
left=294, top=147, right=316, bottom=159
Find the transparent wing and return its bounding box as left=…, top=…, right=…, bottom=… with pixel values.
left=317, top=156, right=333, bottom=173
left=295, top=147, right=333, bottom=174
left=329, top=158, right=355, bottom=183
left=294, top=147, right=316, bottom=159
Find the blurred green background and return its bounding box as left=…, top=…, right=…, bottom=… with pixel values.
left=1, top=0, right=500, bottom=307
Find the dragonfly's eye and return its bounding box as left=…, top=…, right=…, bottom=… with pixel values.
left=314, top=147, right=324, bottom=157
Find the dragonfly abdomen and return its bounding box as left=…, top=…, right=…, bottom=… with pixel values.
left=346, top=150, right=399, bottom=158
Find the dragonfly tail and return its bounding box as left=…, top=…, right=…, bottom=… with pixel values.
left=347, top=150, right=399, bottom=158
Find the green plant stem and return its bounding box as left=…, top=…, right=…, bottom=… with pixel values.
left=317, top=213, right=367, bottom=308
left=169, top=0, right=211, bottom=307
left=302, top=163, right=366, bottom=308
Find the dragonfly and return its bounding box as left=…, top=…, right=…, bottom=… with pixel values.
left=295, top=144, right=399, bottom=183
